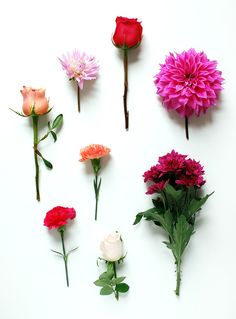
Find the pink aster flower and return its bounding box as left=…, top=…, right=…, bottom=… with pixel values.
left=59, top=50, right=99, bottom=112
left=154, top=48, right=223, bottom=139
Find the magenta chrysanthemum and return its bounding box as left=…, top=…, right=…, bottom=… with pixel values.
left=59, top=50, right=99, bottom=90
left=143, top=150, right=205, bottom=194
left=154, top=48, right=223, bottom=117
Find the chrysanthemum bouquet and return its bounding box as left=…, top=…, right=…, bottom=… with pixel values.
left=134, top=150, right=213, bottom=295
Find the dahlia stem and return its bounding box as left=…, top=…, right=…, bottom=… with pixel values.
left=112, top=262, right=119, bottom=300
left=123, top=49, right=129, bottom=130
left=59, top=228, right=69, bottom=287
left=32, top=115, right=40, bottom=201
left=185, top=116, right=189, bottom=140
left=77, top=85, right=80, bottom=112
left=175, top=258, right=181, bottom=296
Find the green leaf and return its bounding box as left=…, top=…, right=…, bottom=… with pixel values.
left=116, top=283, right=129, bottom=293
left=133, top=212, right=143, bottom=225
left=51, top=249, right=63, bottom=256
left=100, top=286, right=113, bottom=295
left=52, top=114, right=63, bottom=129
left=188, top=192, right=214, bottom=218
left=164, top=183, right=183, bottom=201
left=111, top=276, right=125, bottom=285
left=170, top=215, right=194, bottom=260
left=50, top=131, right=57, bottom=142
left=42, top=158, right=53, bottom=169
left=9, top=108, right=29, bottom=117
left=94, top=279, right=109, bottom=287
left=47, top=121, right=52, bottom=130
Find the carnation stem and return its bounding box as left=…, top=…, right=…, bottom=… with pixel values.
left=113, top=262, right=119, bottom=300
left=59, top=228, right=69, bottom=287
left=94, top=173, right=101, bottom=221
left=123, top=49, right=129, bottom=130
left=32, top=115, right=40, bottom=201
left=175, top=259, right=181, bottom=296
left=77, top=85, right=80, bottom=112
left=185, top=117, right=189, bottom=140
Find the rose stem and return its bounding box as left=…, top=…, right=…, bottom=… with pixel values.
left=113, top=262, right=119, bottom=300
left=123, top=49, right=129, bottom=130
left=59, top=228, right=69, bottom=287
left=77, top=85, right=81, bottom=112
left=175, top=259, right=181, bottom=296
left=32, top=116, right=40, bottom=201
left=185, top=117, right=189, bottom=140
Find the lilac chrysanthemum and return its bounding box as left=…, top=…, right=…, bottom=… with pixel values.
left=154, top=48, right=223, bottom=117
left=59, top=50, right=99, bottom=89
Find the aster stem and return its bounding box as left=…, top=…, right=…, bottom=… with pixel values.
left=185, top=117, right=189, bottom=140
left=175, top=258, right=181, bottom=296
left=77, top=85, right=80, bottom=112
left=59, top=228, right=69, bottom=287
left=123, top=49, right=129, bottom=130
left=32, top=115, right=40, bottom=201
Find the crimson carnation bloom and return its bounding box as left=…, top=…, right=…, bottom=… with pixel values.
left=154, top=48, right=223, bottom=139
left=44, top=206, right=77, bottom=287
left=135, top=150, right=213, bottom=296
left=44, top=206, right=76, bottom=229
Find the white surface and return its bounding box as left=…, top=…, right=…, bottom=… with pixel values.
left=0, top=0, right=236, bottom=318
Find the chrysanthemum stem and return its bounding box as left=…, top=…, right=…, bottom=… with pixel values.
left=77, top=85, right=81, bottom=112
left=32, top=116, right=40, bottom=201
left=112, top=262, right=119, bottom=300
left=60, top=228, right=69, bottom=287
left=185, top=117, right=189, bottom=140
left=123, top=49, right=129, bottom=130
left=175, top=259, right=181, bottom=296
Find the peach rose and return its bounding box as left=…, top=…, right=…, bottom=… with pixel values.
left=79, top=144, right=111, bottom=162
left=21, top=86, right=49, bottom=116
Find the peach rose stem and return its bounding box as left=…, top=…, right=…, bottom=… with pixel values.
left=77, top=85, right=81, bottom=112
left=123, top=49, right=129, bottom=130
left=58, top=226, right=69, bottom=287
left=185, top=117, right=189, bottom=140
left=32, top=115, right=40, bottom=201
left=91, top=158, right=102, bottom=221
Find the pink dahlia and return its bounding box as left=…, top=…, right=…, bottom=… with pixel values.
left=59, top=50, right=99, bottom=112
left=154, top=48, right=223, bottom=139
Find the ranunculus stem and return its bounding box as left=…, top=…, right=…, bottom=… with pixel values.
left=185, top=117, right=189, bottom=140
left=77, top=85, right=80, bottom=112
left=32, top=116, right=40, bottom=201
left=60, top=228, right=69, bottom=287
left=113, top=262, right=119, bottom=300
left=175, top=259, right=181, bottom=296
left=123, top=49, right=129, bottom=130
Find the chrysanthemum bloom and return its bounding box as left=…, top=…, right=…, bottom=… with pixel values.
left=154, top=48, right=223, bottom=139
left=134, top=150, right=213, bottom=296
left=79, top=144, right=111, bottom=220
left=59, top=50, right=99, bottom=112
left=44, top=206, right=77, bottom=287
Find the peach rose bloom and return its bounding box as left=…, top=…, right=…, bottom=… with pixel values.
left=79, top=144, right=111, bottom=162
left=21, top=86, right=49, bottom=116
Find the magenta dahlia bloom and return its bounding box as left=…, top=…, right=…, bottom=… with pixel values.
left=59, top=50, right=99, bottom=112
left=154, top=49, right=223, bottom=139
left=143, top=150, right=205, bottom=194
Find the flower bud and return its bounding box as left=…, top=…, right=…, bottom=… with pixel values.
left=21, top=86, right=49, bottom=116
left=100, top=232, right=123, bottom=262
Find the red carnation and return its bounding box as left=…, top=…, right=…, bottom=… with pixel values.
left=44, top=206, right=76, bottom=229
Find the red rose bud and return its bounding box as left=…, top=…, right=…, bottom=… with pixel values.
left=112, top=16, right=142, bottom=49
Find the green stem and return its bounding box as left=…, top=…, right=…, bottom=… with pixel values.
left=175, top=258, right=181, bottom=296
left=60, top=229, right=69, bottom=287
left=123, top=49, right=129, bottom=130
left=185, top=116, right=189, bottom=140
left=95, top=174, right=98, bottom=220
left=77, top=85, right=80, bottom=112
left=32, top=116, right=40, bottom=201
left=113, top=262, right=119, bottom=301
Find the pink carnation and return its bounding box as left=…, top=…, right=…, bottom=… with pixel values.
left=44, top=206, right=76, bottom=230
left=154, top=48, right=223, bottom=117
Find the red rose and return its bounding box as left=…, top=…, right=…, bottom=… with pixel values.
left=113, top=16, right=142, bottom=49
left=44, top=206, right=76, bottom=229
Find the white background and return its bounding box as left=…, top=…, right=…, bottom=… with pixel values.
left=0, top=0, right=235, bottom=318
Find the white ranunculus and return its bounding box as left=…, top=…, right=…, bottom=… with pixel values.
left=100, top=232, right=124, bottom=262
